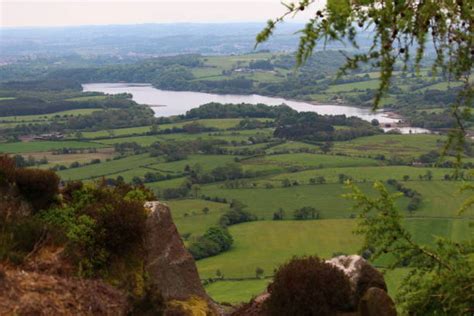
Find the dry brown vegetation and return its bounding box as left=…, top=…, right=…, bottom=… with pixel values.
left=0, top=265, right=128, bottom=315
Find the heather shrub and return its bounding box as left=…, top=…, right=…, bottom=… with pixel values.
left=0, top=216, right=46, bottom=265
left=265, top=256, right=352, bottom=316
left=42, top=181, right=151, bottom=277
left=0, top=155, right=16, bottom=185
left=98, top=199, right=147, bottom=255
left=14, top=168, right=60, bottom=211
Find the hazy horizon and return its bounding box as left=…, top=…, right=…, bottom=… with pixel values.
left=0, top=0, right=324, bottom=28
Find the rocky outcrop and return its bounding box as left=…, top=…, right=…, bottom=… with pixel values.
left=326, top=255, right=387, bottom=307
left=0, top=266, right=128, bottom=315
left=144, top=201, right=211, bottom=302
left=230, top=292, right=270, bottom=316
left=231, top=255, right=394, bottom=316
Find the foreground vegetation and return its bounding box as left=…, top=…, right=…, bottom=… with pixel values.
left=1, top=98, right=472, bottom=307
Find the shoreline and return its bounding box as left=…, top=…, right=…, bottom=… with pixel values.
left=83, top=82, right=427, bottom=131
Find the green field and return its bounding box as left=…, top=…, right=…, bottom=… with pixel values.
left=198, top=217, right=471, bottom=303
left=201, top=182, right=408, bottom=219
left=0, top=108, right=103, bottom=122
left=205, top=279, right=270, bottom=304
left=403, top=181, right=471, bottom=218
left=147, top=154, right=239, bottom=173
left=332, top=134, right=446, bottom=159
left=94, top=129, right=273, bottom=146
left=244, top=153, right=381, bottom=170
left=146, top=177, right=188, bottom=191
left=79, top=118, right=272, bottom=139
left=166, top=199, right=230, bottom=237
left=197, top=219, right=363, bottom=279
left=327, top=79, right=381, bottom=92
left=264, top=166, right=453, bottom=185
left=57, top=154, right=160, bottom=180
left=0, top=140, right=106, bottom=154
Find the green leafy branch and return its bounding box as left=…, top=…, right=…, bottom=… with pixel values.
left=344, top=181, right=474, bottom=314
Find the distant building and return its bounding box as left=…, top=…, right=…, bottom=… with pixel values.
left=33, top=132, right=64, bottom=140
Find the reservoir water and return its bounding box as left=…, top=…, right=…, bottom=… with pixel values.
left=82, top=83, right=430, bottom=134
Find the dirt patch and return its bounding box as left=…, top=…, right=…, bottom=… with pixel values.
left=25, top=148, right=116, bottom=166
left=0, top=266, right=129, bottom=315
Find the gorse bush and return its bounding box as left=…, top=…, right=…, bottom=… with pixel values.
left=265, top=256, right=352, bottom=316
left=41, top=180, right=154, bottom=277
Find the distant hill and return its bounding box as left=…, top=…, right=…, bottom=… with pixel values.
left=0, top=23, right=375, bottom=60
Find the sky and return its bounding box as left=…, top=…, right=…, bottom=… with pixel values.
left=0, top=0, right=323, bottom=28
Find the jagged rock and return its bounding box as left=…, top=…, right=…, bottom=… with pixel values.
left=0, top=266, right=129, bottom=315
left=326, top=255, right=387, bottom=307
left=358, top=287, right=397, bottom=316
left=230, top=292, right=270, bottom=316
left=231, top=255, right=392, bottom=315
left=144, top=201, right=211, bottom=302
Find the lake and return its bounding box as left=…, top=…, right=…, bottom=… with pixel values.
left=82, top=83, right=430, bottom=134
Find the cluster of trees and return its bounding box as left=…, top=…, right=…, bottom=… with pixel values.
left=188, top=226, right=233, bottom=260
left=272, top=206, right=320, bottom=220
left=219, top=200, right=257, bottom=227
left=6, top=105, right=155, bottom=138
left=274, top=111, right=381, bottom=142
left=188, top=200, right=256, bottom=260
left=293, top=206, right=320, bottom=220
left=159, top=185, right=191, bottom=200
left=309, top=176, right=327, bottom=184
left=0, top=78, right=82, bottom=92
left=186, top=102, right=381, bottom=143
left=248, top=59, right=274, bottom=70
left=184, top=102, right=289, bottom=119
left=0, top=94, right=134, bottom=117
left=68, top=107, right=155, bottom=131
left=417, top=150, right=441, bottom=164
left=150, top=139, right=226, bottom=162
left=12, top=154, right=48, bottom=167
left=186, top=162, right=257, bottom=185
left=386, top=179, right=422, bottom=212
left=131, top=172, right=183, bottom=185
left=114, top=142, right=146, bottom=155
left=52, top=147, right=98, bottom=155
left=235, top=118, right=272, bottom=130
left=50, top=157, right=102, bottom=172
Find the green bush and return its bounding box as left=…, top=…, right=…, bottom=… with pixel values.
left=189, top=226, right=233, bottom=260
left=219, top=208, right=256, bottom=227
